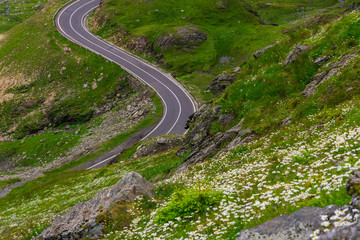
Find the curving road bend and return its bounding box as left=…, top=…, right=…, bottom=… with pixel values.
left=55, top=0, right=196, bottom=169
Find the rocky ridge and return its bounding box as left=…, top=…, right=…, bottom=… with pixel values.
left=303, top=53, right=357, bottom=97
left=39, top=172, right=155, bottom=240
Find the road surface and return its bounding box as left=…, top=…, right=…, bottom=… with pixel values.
left=55, top=0, right=196, bottom=169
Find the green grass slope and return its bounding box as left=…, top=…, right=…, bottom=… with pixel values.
left=91, top=0, right=340, bottom=101
left=0, top=0, right=162, bottom=171
left=2, top=0, right=360, bottom=240
left=0, top=0, right=46, bottom=33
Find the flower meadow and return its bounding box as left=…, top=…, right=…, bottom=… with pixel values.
left=1, top=102, right=360, bottom=239
left=102, top=103, right=360, bottom=240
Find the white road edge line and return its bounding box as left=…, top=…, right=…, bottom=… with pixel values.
left=86, top=155, right=116, bottom=170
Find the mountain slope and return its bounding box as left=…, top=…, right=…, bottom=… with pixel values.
left=2, top=0, right=360, bottom=239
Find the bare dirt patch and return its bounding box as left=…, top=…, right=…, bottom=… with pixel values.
left=0, top=65, right=33, bottom=103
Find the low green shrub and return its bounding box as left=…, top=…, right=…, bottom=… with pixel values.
left=155, top=186, right=222, bottom=224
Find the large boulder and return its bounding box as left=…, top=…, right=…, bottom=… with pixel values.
left=208, top=73, right=236, bottom=95
left=39, top=172, right=156, bottom=240
left=156, top=25, right=207, bottom=50
left=316, top=171, right=360, bottom=239
left=284, top=45, right=312, bottom=65
left=237, top=206, right=338, bottom=240
left=319, top=220, right=360, bottom=240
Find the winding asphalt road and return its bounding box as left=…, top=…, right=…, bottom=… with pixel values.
left=55, top=0, right=196, bottom=169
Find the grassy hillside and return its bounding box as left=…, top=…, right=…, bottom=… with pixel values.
left=0, top=0, right=162, bottom=174
left=218, top=6, right=360, bottom=135
left=91, top=0, right=340, bottom=101
left=0, top=0, right=46, bottom=33
left=2, top=0, right=360, bottom=239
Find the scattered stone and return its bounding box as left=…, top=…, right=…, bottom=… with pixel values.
left=92, top=82, right=98, bottom=90
left=83, top=83, right=88, bottom=89
left=216, top=0, right=227, bottom=9
left=63, top=47, right=71, bottom=53
left=219, top=56, right=231, bottom=64
left=237, top=205, right=338, bottom=240
left=281, top=116, right=292, bottom=126
left=253, top=44, right=276, bottom=60
left=39, top=172, right=156, bottom=240
left=208, top=73, right=236, bottom=95
left=233, top=66, right=241, bottom=72
left=284, top=45, right=312, bottom=65
left=156, top=137, right=167, bottom=145
left=314, top=55, right=331, bottom=66
left=56, top=142, right=61, bottom=147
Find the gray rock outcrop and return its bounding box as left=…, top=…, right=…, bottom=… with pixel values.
left=314, top=55, right=331, bottom=66
left=346, top=171, right=360, bottom=207
left=319, top=221, right=360, bottom=240
left=125, top=36, right=153, bottom=54
left=237, top=206, right=338, bottom=240
left=284, top=45, right=312, bottom=65
left=208, top=73, right=236, bottom=95
left=303, top=53, right=356, bottom=97
left=133, top=136, right=183, bottom=159
left=317, top=171, right=360, bottom=239
left=219, top=113, right=236, bottom=127
left=176, top=105, right=249, bottom=172
left=39, top=172, right=155, bottom=240
left=156, top=25, right=207, bottom=50
left=253, top=44, right=276, bottom=60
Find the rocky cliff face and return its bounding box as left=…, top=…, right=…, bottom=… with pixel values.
left=176, top=105, right=251, bottom=172
left=39, top=172, right=155, bottom=240
left=208, top=73, right=236, bottom=96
